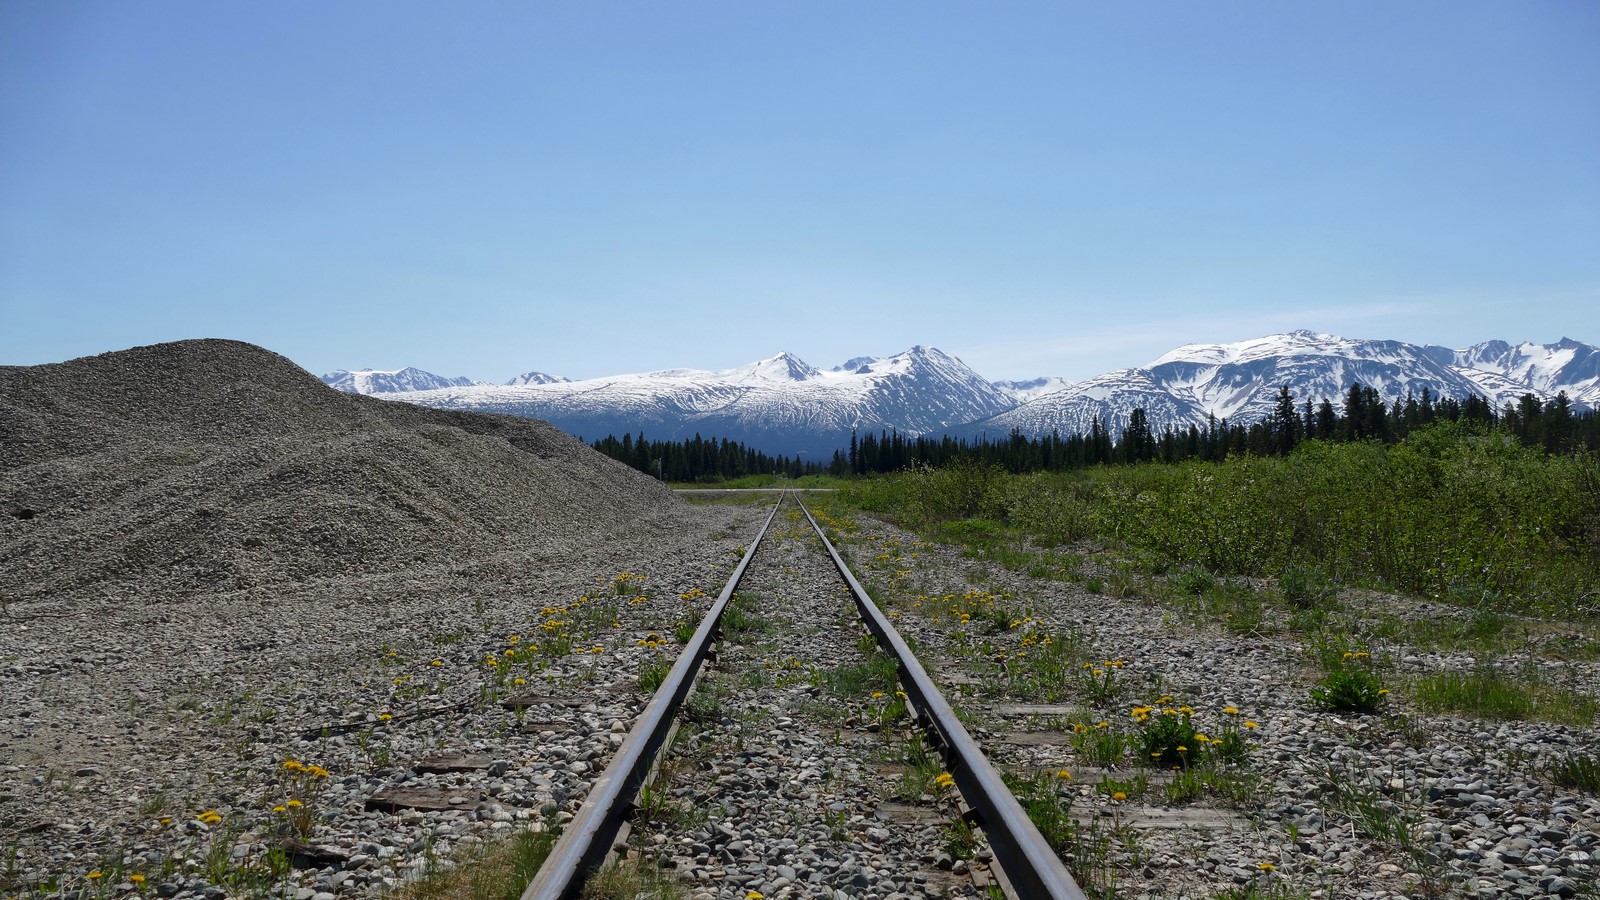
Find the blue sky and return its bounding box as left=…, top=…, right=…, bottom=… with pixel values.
left=3, top=2, right=1596, bottom=383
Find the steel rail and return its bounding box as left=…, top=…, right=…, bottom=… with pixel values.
left=796, top=497, right=1089, bottom=900
left=519, top=497, right=785, bottom=900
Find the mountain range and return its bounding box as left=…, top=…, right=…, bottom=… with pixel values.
left=321, top=331, right=1600, bottom=458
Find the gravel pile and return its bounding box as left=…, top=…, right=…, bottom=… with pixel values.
left=1, top=339, right=682, bottom=601
left=0, top=339, right=762, bottom=899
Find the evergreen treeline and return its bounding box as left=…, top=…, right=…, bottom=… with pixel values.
left=840, top=386, right=1599, bottom=474
left=590, top=432, right=825, bottom=482
left=592, top=385, right=1599, bottom=480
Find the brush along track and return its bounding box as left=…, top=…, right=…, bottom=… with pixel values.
left=524, top=494, right=1083, bottom=899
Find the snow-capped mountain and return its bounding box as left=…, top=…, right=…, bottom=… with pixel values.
left=506, top=371, right=570, bottom=386
left=377, top=346, right=1012, bottom=458
left=321, top=367, right=482, bottom=394
left=1423, top=338, right=1600, bottom=409
left=326, top=333, right=1595, bottom=455
left=969, top=331, right=1597, bottom=439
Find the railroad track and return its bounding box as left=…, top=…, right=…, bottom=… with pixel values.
left=520, top=492, right=1086, bottom=900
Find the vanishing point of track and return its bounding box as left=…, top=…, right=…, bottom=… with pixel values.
left=520, top=492, right=1086, bottom=900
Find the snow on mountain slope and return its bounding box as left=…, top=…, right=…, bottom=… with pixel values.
left=321, top=367, right=482, bottom=394
left=974, top=369, right=1206, bottom=438
left=1424, top=338, right=1600, bottom=409
left=380, top=346, right=1013, bottom=457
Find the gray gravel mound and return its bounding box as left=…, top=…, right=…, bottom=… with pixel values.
left=0, top=338, right=684, bottom=601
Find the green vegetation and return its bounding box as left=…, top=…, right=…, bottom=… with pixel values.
left=845, top=423, right=1600, bottom=616
left=1410, top=669, right=1598, bottom=726
left=1546, top=753, right=1600, bottom=794
left=395, top=825, right=560, bottom=900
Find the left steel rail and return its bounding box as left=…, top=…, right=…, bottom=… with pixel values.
left=518, top=497, right=784, bottom=900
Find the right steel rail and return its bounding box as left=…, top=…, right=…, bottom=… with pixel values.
left=797, top=497, right=1089, bottom=900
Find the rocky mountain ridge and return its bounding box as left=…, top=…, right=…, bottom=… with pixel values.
left=323, top=332, right=1599, bottom=456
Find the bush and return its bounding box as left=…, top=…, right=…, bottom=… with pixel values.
left=1309, top=669, right=1389, bottom=714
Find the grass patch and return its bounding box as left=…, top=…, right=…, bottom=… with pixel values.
left=1410, top=669, right=1598, bottom=725
left=821, top=651, right=899, bottom=698
left=396, top=825, right=559, bottom=900
left=1546, top=753, right=1600, bottom=794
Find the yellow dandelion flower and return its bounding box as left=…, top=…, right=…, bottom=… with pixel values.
left=286, top=799, right=303, bottom=808
left=272, top=805, right=286, bottom=813
left=1258, top=862, right=1276, bottom=872
left=129, top=874, right=146, bottom=885
left=1112, top=791, right=1126, bottom=801
left=1244, top=721, right=1259, bottom=729
left=1055, top=770, right=1071, bottom=780
left=378, top=713, right=392, bottom=721
left=514, top=677, right=526, bottom=686
left=1224, top=706, right=1239, bottom=715
left=431, top=659, right=442, bottom=666
left=88, top=872, right=103, bottom=880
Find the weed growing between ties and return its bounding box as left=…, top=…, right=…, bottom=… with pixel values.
left=395, top=822, right=560, bottom=900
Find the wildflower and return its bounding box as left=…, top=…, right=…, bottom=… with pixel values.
left=1257, top=863, right=1276, bottom=872
left=88, top=872, right=103, bottom=880
left=934, top=772, right=956, bottom=790
left=286, top=799, right=303, bottom=808
left=1176, top=745, right=1187, bottom=752
left=1223, top=706, right=1240, bottom=715
left=1055, top=770, right=1071, bottom=780
left=1244, top=721, right=1259, bottom=729
left=895, top=690, right=907, bottom=700
left=129, top=875, right=146, bottom=885
left=431, top=659, right=442, bottom=667
left=1095, top=721, right=1109, bottom=729
left=282, top=760, right=304, bottom=771
left=747, top=892, right=765, bottom=899
left=196, top=810, right=222, bottom=824
left=872, top=692, right=884, bottom=699
left=306, top=765, right=330, bottom=778
left=514, top=678, right=526, bottom=686
left=1378, top=689, right=1390, bottom=696
left=378, top=713, right=392, bottom=721
left=1112, top=791, right=1126, bottom=801
left=272, top=805, right=286, bottom=813
left=157, top=817, right=171, bottom=826
left=507, top=635, right=520, bottom=644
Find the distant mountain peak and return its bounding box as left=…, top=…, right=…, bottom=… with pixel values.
left=321, top=367, right=481, bottom=394
left=506, top=370, right=570, bottom=386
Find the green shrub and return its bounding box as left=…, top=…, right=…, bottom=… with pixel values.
left=1309, top=669, right=1389, bottom=714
